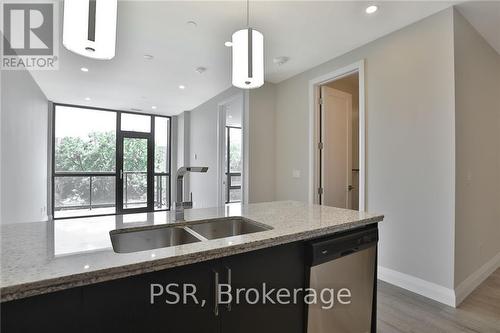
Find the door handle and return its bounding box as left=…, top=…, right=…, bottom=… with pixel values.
left=348, top=185, right=355, bottom=191
left=226, top=266, right=232, bottom=312
left=213, top=270, right=219, bottom=317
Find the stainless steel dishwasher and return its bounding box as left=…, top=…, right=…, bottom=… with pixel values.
left=306, top=225, right=378, bottom=333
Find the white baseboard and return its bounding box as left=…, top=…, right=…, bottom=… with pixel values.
left=454, top=251, right=500, bottom=306
left=378, top=266, right=456, bottom=307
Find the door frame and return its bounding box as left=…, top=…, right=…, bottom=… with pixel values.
left=116, top=129, right=154, bottom=214
left=308, top=60, right=366, bottom=211
left=216, top=92, right=248, bottom=206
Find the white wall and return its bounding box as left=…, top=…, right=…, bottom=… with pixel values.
left=1, top=70, right=49, bottom=224
left=179, top=82, right=277, bottom=207
left=0, top=70, right=2, bottom=222
left=274, top=9, right=456, bottom=289
left=175, top=111, right=192, bottom=202
left=185, top=86, right=243, bottom=208
left=170, top=115, right=178, bottom=205
left=248, top=82, right=276, bottom=203
left=453, top=9, right=500, bottom=288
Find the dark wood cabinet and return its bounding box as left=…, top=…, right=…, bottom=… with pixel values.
left=0, top=286, right=83, bottom=333
left=218, top=242, right=306, bottom=333
left=81, top=259, right=219, bottom=333
left=1, top=242, right=306, bottom=333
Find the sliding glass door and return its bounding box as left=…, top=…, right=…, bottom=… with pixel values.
left=53, top=104, right=171, bottom=219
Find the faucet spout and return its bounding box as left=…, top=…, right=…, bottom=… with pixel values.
left=175, top=166, right=208, bottom=220
left=176, top=166, right=209, bottom=179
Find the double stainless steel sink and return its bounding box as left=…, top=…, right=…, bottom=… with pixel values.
left=110, top=226, right=200, bottom=254
left=110, top=217, right=272, bottom=253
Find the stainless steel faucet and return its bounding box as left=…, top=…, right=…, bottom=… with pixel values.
left=174, top=166, right=208, bottom=220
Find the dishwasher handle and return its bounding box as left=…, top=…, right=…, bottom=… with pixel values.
left=308, top=226, right=378, bottom=267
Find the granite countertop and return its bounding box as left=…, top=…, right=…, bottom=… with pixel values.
left=0, top=201, right=383, bottom=302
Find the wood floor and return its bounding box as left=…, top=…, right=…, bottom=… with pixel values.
left=377, top=269, right=500, bottom=333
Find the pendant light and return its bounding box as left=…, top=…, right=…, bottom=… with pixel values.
left=231, top=0, right=264, bottom=89
left=63, top=0, right=118, bottom=60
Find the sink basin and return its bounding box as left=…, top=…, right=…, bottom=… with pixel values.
left=186, top=217, right=272, bottom=240
left=110, top=226, right=200, bottom=253
left=110, top=217, right=272, bottom=253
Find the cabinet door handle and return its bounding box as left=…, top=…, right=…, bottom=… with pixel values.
left=226, top=266, right=232, bottom=312
left=213, top=270, right=219, bottom=317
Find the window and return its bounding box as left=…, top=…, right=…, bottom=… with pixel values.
left=225, top=126, right=242, bottom=203
left=54, top=106, right=117, bottom=218
left=154, top=117, right=170, bottom=210
left=121, top=113, right=151, bottom=133
left=53, top=104, right=171, bottom=219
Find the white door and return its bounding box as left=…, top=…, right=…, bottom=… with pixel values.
left=321, top=86, right=353, bottom=208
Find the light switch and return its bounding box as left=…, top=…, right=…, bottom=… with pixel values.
left=292, top=169, right=301, bottom=178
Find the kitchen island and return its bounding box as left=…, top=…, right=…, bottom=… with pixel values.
left=0, top=201, right=383, bottom=332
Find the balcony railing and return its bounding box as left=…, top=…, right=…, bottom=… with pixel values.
left=225, top=172, right=242, bottom=203
left=54, top=171, right=168, bottom=214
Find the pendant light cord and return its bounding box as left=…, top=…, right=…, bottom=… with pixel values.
left=246, top=0, right=249, bottom=27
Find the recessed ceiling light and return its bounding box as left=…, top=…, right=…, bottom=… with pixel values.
left=195, top=66, right=207, bottom=74
left=83, top=264, right=90, bottom=269
left=224, top=41, right=233, bottom=47
left=179, top=85, right=185, bottom=90
left=151, top=106, right=157, bottom=110
left=143, top=54, right=154, bottom=60
left=187, top=20, right=197, bottom=28
left=84, top=97, right=91, bottom=101
left=365, top=5, right=378, bottom=14
left=273, top=56, right=290, bottom=66
left=228, top=114, right=233, bottom=119
left=80, top=67, right=89, bottom=72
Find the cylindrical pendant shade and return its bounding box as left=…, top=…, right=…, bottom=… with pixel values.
left=63, top=0, right=117, bottom=59
left=231, top=28, right=264, bottom=89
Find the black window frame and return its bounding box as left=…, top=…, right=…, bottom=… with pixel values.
left=51, top=102, right=172, bottom=220
left=225, top=126, right=242, bottom=204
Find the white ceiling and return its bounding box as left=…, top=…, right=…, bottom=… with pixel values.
left=457, top=1, right=500, bottom=54
left=31, top=0, right=465, bottom=116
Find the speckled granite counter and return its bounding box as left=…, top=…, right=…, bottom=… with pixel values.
left=0, top=201, right=383, bottom=302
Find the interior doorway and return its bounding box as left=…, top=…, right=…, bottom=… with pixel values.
left=309, top=61, right=365, bottom=210
left=320, top=74, right=359, bottom=209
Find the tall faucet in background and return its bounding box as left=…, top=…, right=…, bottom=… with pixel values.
left=174, top=166, right=208, bottom=220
